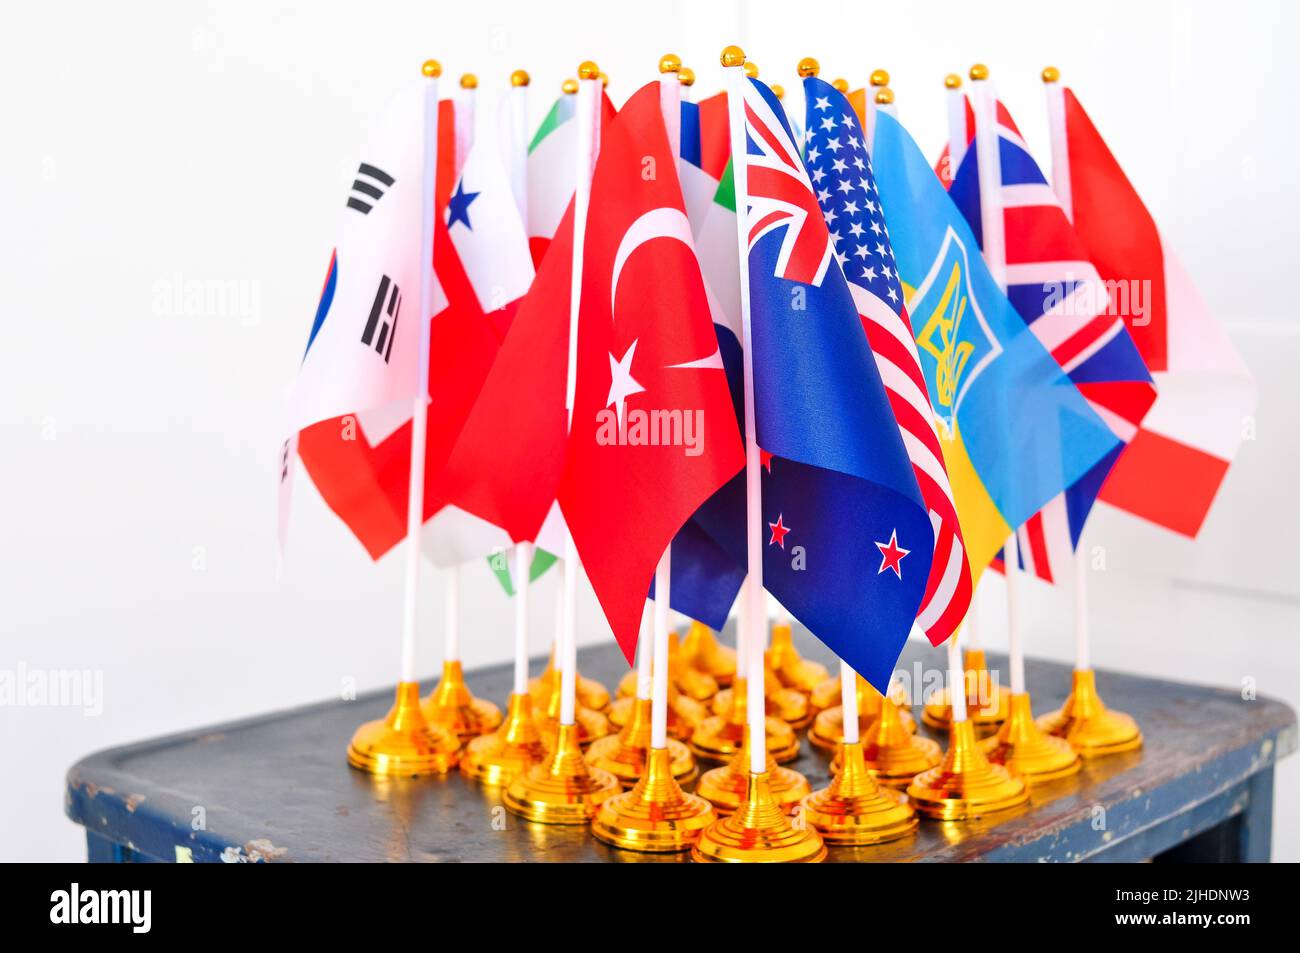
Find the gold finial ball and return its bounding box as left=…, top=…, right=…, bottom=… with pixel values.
left=875, top=87, right=894, bottom=105
left=970, top=63, right=989, bottom=81
left=562, top=78, right=579, bottom=95
left=743, top=61, right=759, bottom=79
left=578, top=60, right=600, bottom=81
left=598, top=71, right=609, bottom=88
left=720, top=45, right=746, bottom=68
left=944, top=73, right=962, bottom=89
left=797, top=56, right=820, bottom=78
left=679, top=66, right=696, bottom=87
left=460, top=73, right=478, bottom=90
left=510, top=69, right=530, bottom=88
left=771, top=83, right=785, bottom=100
left=1042, top=66, right=1060, bottom=84
left=659, top=53, right=681, bottom=74
left=422, top=60, right=442, bottom=78
left=870, top=69, right=890, bottom=87
left=831, top=78, right=849, bottom=93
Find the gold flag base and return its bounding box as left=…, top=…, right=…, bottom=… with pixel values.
left=1037, top=669, right=1143, bottom=757
left=689, top=677, right=800, bottom=764
left=615, top=635, right=719, bottom=704
left=585, top=698, right=698, bottom=787
left=696, top=731, right=811, bottom=814
left=802, top=742, right=918, bottom=846
left=534, top=703, right=611, bottom=749
left=459, top=692, right=545, bottom=786
left=920, top=649, right=1008, bottom=737
left=681, top=621, right=736, bottom=687
left=608, top=687, right=707, bottom=742
left=347, top=682, right=461, bottom=777
left=832, top=695, right=939, bottom=787
left=767, top=623, right=830, bottom=693
left=906, top=720, right=1029, bottom=821
left=692, top=771, right=827, bottom=863
left=712, top=684, right=811, bottom=731
left=529, top=651, right=612, bottom=713
left=591, top=747, right=716, bottom=852
left=981, top=692, right=1081, bottom=783
left=422, top=660, right=502, bottom=742
left=810, top=701, right=916, bottom=752
left=504, top=722, right=620, bottom=824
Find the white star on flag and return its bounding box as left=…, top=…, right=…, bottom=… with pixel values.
left=607, top=340, right=645, bottom=427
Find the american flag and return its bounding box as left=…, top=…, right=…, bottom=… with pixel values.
left=801, top=76, right=972, bottom=646
left=950, top=101, right=1156, bottom=582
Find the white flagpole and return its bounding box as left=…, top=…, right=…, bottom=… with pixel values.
left=947, top=626, right=969, bottom=723
left=839, top=660, right=860, bottom=745
left=398, top=63, right=442, bottom=684
left=558, top=64, right=602, bottom=728
left=507, top=70, right=533, bottom=699
left=438, top=77, right=480, bottom=671
left=635, top=602, right=654, bottom=700
left=969, top=65, right=1022, bottom=693
left=722, top=56, right=769, bottom=778
left=944, top=73, right=968, bottom=180
left=1042, top=67, right=1091, bottom=676
left=649, top=57, right=685, bottom=751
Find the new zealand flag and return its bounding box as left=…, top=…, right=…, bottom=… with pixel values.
left=695, top=78, right=933, bottom=691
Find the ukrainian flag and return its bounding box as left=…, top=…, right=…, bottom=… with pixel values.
left=872, top=112, right=1119, bottom=585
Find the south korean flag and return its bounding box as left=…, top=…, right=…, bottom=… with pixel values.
left=286, top=80, right=447, bottom=435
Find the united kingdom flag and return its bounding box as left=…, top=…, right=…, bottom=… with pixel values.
left=694, top=77, right=934, bottom=691
left=949, top=100, right=1156, bottom=582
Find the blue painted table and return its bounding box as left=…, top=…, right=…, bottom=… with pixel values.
left=66, top=630, right=1296, bottom=862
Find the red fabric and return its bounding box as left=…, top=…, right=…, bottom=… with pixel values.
left=1064, top=88, right=1167, bottom=372
left=1098, top=428, right=1229, bottom=538
left=556, top=83, right=745, bottom=663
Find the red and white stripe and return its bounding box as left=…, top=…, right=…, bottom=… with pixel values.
left=852, top=284, right=971, bottom=645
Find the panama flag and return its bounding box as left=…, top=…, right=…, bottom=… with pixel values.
left=693, top=77, right=935, bottom=691
left=557, top=82, right=745, bottom=663
left=295, top=113, right=534, bottom=561
left=1055, top=86, right=1256, bottom=538
left=526, top=89, right=617, bottom=266
left=948, top=99, right=1156, bottom=583
left=870, top=109, right=1120, bottom=587
left=801, top=76, right=971, bottom=646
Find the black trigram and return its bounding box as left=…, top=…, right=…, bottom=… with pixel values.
left=361, top=275, right=401, bottom=363
left=347, top=163, right=395, bottom=214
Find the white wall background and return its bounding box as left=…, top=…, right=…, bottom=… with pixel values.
left=1, top=0, right=1296, bottom=862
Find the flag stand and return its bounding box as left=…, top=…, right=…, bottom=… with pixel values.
left=505, top=61, right=620, bottom=824
left=681, top=620, right=737, bottom=688
left=693, top=45, right=825, bottom=863
left=802, top=657, right=919, bottom=846
left=960, top=63, right=1078, bottom=782
left=1034, top=66, right=1143, bottom=758
left=767, top=604, right=829, bottom=694
left=532, top=570, right=611, bottom=745
left=423, top=565, right=503, bottom=740
left=347, top=60, right=461, bottom=777
left=460, top=71, right=547, bottom=786
left=920, top=585, right=1009, bottom=736
left=810, top=671, right=887, bottom=750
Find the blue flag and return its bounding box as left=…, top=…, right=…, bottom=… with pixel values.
left=695, top=78, right=933, bottom=691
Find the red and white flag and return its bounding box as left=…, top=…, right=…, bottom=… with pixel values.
left=1054, top=86, right=1256, bottom=537
left=296, top=115, right=533, bottom=560
left=557, top=82, right=745, bottom=662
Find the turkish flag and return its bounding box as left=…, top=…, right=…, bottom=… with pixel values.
left=558, top=82, right=745, bottom=663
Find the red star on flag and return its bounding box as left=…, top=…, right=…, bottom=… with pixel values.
left=875, top=529, right=909, bottom=578
left=768, top=513, right=791, bottom=548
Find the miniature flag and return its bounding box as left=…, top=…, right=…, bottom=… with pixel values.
left=297, top=115, right=533, bottom=561
left=870, top=109, right=1120, bottom=586
left=696, top=78, right=935, bottom=692
left=948, top=100, right=1156, bottom=582
left=1057, top=86, right=1256, bottom=537
left=802, top=76, right=971, bottom=646
left=285, top=82, right=445, bottom=437
left=557, top=81, right=745, bottom=663
left=526, top=90, right=617, bottom=266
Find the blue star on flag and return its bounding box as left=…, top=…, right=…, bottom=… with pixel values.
left=446, top=181, right=480, bottom=230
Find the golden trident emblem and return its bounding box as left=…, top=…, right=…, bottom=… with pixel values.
left=917, top=261, right=974, bottom=410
